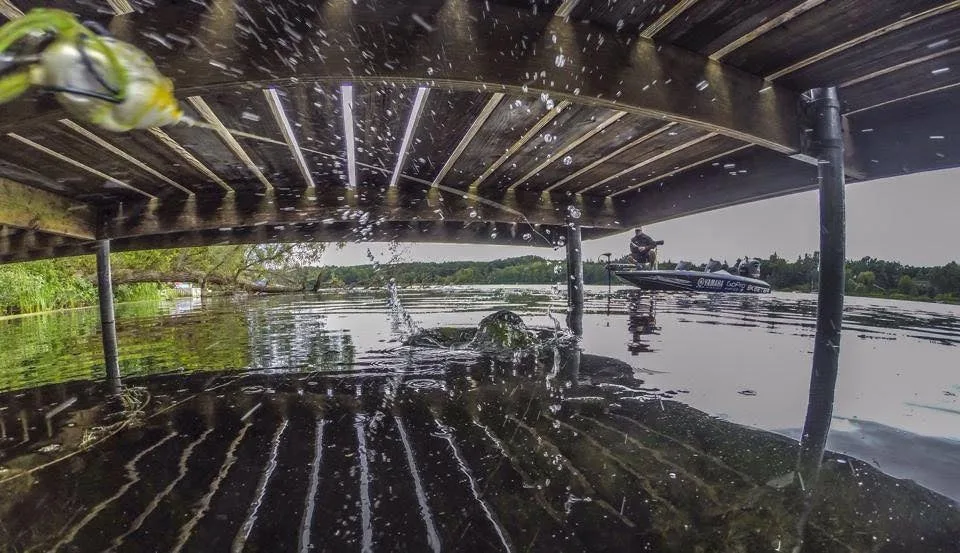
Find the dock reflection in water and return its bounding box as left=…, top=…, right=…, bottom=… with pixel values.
left=1, top=287, right=959, bottom=551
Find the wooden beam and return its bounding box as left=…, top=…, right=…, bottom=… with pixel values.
left=471, top=101, right=571, bottom=192
left=0, top=177, right=97, bottom=240
left=101, top=184, right=623, bottom=240
left=844, top=81, right=960, bottom=116
left=709, top=0, right=827, bottom=61
left=187, top=96, right=274, bottom=191
left=0, top=0, right=801, bottom=153
left=0, top=1, right=23, bottom=19
left=765, top=1, right=960, bottom=81
left=431, top=93, right=504, bottom=188
left=609, top=144, right=753, bottom=198
left=0, top=221, right=621, bottom=264
left=579, top=133, right=717, bottom=194
left=839, top=46, right=960, bottom=89
left=57, top=119, right=194, bottom=196
left=545, top=122, right=677, bottom=193
left=6, top=133, right=156, bottom=199
left=611, top=148, right=820, bottom=228
left=264, top=88, right=315, bottom=189
left=640, top=0, right=701, bottom=39
left=147, top=127, right=233, bottom=192
left=106, top=0, right=134, bottom=16
left=390, top=87, right=430, bottom=188
left=508, top=110, right=626, bottom=191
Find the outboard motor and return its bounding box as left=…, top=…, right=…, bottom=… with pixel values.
left=706, top=259, right=722, bottom=273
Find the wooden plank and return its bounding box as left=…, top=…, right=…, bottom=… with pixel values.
left=57, top=119, right=194, bottom=196
left=1, top=221, right=622, bottom=265
left=187, top=96, right=275, bottom=190
left=403, top=91, right=495, bottom=184
left=705, top=0, right=827, bottom=60
left=279, top=83, right=347, bottom=188
left=0, top=177, right=97, bottom=240
left=390, top=87, right=430, bottom=187
left=147, top=128, right=233, bottom=193
left=540, top=115, right=671, bottom=193
left=846, top=86, right=960, bottom=180
left=101, top=186, right=622, bottom=240
left=351, top=84, right=418, bottom=189
left=430, top=93, right=505, bottom=188
left=610, top=148, right=819, bottom=227
left=439, top=95, right=549, bottom=190
left=607, top=137, right=751, bottom=197
left=6, top=133, right=155, bottom=199
left=473, top=101, right=570, bottom=192
left=578, top=131, right=716, bottom=194
left=640, top=0, right=701, bottom=39
left=264, top=88, right=316, bottom=189
left=842, top=51, right=960, bottom=114
left=509, top=109, right=626, bottom=191
left=720, top=0, right=957, bottom=79
left=0, top=0, right=803, bottom=153
left=480, top=103, right=621, bottom=191
left=782, top=12, right=960, bottom=91
left=564, top=125, right=706, bottom=193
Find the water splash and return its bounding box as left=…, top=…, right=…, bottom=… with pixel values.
left=387, top=279, right=419, bottom=339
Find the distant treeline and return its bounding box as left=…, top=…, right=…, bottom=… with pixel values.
left=314, top=254, right=960, bottom=302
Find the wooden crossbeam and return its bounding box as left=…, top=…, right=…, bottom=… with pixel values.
left=640, top=0, right=701, bottom=39
left=264, top=88, right=315, bottom=189
left=544, top=123, right=675, bottom=193
left=765, top=1, right=960, bottom=80
left=431, top=93, right=504, bottom=188
left=508, top=110, right=626, bottom=191
left=709, top=0, right=827, bottom=61
left=147, top=127, right=233, bottom=192
left=187, top=96, right=274, bottom=191
left=470, top=101, right=571, bottom=191
left=0, top=177, right=97, bottom=240
left=579, top=133, right=717, bottom=195
left=6, top=133, right=156, bottom=199
left=58, top=119, right=193, bottom=196
left=609, top=144, right=753, bottom=198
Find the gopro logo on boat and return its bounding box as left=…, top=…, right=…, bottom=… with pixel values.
left=697, top=278, right=724, bottom=288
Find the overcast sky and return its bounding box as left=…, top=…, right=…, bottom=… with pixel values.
left=320, top=168, right=960, bottom=267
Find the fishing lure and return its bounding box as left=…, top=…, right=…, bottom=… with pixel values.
left=0, top=8, right=183, bottom=131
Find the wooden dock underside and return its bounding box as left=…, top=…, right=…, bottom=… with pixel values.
left=0, top=0, right=957, bottom=262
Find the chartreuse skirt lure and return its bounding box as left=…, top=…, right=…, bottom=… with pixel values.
left=0, top=8, right=183, bottom=131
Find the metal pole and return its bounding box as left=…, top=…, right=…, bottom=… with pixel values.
left=566, top=221, right=584, bottom=336
left=97, top=240, right=121, bottom=391
left=796, top=87, right=845, bottom=492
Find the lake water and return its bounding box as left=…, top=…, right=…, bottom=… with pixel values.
left=1, top=286, right=959, bottom=551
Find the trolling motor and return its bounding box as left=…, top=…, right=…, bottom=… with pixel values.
left=0, top=9, right=184, bottom=131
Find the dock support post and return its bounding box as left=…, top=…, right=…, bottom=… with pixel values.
left=796, top=87, right=846, bottom=499
left=566, top=220, right=584, bottom=336
left=97, top=239, right=121, bottom=391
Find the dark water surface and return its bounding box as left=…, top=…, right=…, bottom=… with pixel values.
left=1, top=286, right=959, bottom=551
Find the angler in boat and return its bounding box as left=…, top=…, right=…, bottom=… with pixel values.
left=610, top=234, right=772, bottom=294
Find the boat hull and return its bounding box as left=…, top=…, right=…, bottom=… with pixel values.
left=614, top=269, right=772, bottom=294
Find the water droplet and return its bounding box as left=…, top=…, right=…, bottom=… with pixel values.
left=522, top=233, right=532, bottom=241
left=567, top=205, right=581, bottom=219
left=543, top=134, right=555, bottom=143
left=931, top=67, right=950, bottom=75
left=241, top=111, right=261, bottom=122
left=562, top=155, right=573, bottom=165
left=545, top=99, right=555, bottom=110
left=616, top=19, right=624, bottom=31
left=469, top=209, right=478, bottom=218
left=426, top=67, right=435, bottom=75
left=696, top=80, right=709, bottom=91
left=490, top=231, right=498, bottom=239
left=930, top=135, right=946, bottom=140
left=554, top=54, right=566, bottom=68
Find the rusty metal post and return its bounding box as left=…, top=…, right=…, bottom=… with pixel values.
left=97, top=240, right=121, bottom=391
left=796, top=87, right=846, bottom=492
left=566, top=221, right=584, bottom=336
